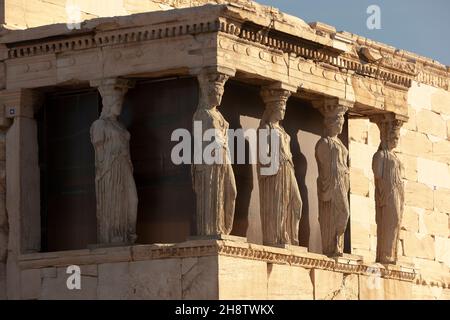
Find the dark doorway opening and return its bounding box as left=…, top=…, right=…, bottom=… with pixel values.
left=37, top=89, right=99, bottom=252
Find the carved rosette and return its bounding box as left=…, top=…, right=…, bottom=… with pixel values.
left=371, top=113, right=405, bottom=265
left=192, top=69, right=237, bottom=237
left=313, top=99, right=351, bottom=256
left=90, top=78, right=138, bottom=245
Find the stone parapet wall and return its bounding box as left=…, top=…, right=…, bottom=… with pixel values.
left=17, top=239, right=448, bottom=300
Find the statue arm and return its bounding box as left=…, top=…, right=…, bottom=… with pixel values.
left=258, top=125, right=278, bottom=177
left=192, top=112, right=213, bottom=182
left=372, top=152, right=386, bottom=214
left=315, top=140, right=333, bottom=201
left=372, top=152, right=384, bottom=180
left=90, top=122, right=106, bottom=164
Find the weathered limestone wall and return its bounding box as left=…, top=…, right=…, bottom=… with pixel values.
left=348, top=82, right=450, bottom=298
left=0, top=0, right=256, bottom=30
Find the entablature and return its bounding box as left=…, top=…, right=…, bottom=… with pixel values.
left=0, top=2, right=447, bottom=118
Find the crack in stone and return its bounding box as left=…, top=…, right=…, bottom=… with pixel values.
left=325, top=274, right=353, bottom=300
left=181, top=259, right=201, bottom=299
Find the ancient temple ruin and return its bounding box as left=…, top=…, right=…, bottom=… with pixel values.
left=0, top=0, right=449, bottom=300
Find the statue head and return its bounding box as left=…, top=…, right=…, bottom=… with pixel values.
left=260, top=88, right=291, bottom=125
left=381, top=119, right=402, bottom=151
left=314, top=100, right=349, bottom=138
left=198, top=71, right=228, bottom=110
left=269, top=103, right=287, bottom=123
left=97, top=80, right=130, bottom=120
left=325, top=113, right=345, bottom=137
left=371, top=114, right=403, bottom=151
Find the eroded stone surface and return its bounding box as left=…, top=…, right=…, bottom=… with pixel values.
left=41, top=267, right=97, bottom=300
left=181, top=256, right=218, bottom=300
left=129, top=259, right=182, bottom=299
left=267, top=264, right=313, bottom=300
left=359, top=276, right=412, bottom=300
left=416, top=109, right=447, bottom=139
left=218, top=255, right=267, bottom=299
left=312, top=269, right=358, bottom=300
left=402, top=232, right=435, bottom=260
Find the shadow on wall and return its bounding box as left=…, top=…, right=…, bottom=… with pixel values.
left=284, top=100, right=323, bottom=253
left=221, top=81, right=262, bottom=243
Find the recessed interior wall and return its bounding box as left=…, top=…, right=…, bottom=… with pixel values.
left=37, top=89, right=99, bottom=252
left=122, top=77, right=198, bottom=244
left=37, top=77, right=350, bottom=253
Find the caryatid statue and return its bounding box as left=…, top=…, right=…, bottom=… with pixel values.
left=314, top=99, right=351, bottom=256
left=90, top=78, right=138, bottom=245
left=192, top=70, right=237, bottom=236
left=371, top=114, right=405, bottom=264
left=258, top=87, right=302, bottom=246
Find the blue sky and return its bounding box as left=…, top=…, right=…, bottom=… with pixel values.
left=257, top=0, right=450, bottom=66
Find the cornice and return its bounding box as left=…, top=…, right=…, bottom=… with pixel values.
left=1, top=3, right=448, bottom=91
left=5, top=19, right=222, bottom=59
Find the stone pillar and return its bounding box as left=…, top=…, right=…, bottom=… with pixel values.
left=313, top=98, right=352, bottom=256
left=1, top=89, right=42, bottom=299
left=370, top=113, right=406, bottom=265
left=191, top=67, right=237, bottom=237
left=90, top=78, right=139, bottom=245
left=258, top=84, right=303, bottom=247
left=0, top=101, right=11, bottom=300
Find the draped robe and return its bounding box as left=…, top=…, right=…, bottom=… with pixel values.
left=192, top=109, right=237, bottom=235
left=373, top=149, right=404, bottom=264
left=315, top=136, right=350, bottom=255
left=91, top=118, right=138, bottom=244
left=258, top=123, right=302, bottom=246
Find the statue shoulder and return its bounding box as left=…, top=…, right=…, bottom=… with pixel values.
left=258, top=123, right=271, bottom=131
left=372, top=150, right=385, bottom=164
left=372, top=149, right=386, bottom=178
left=90, top=119, right=107, bottom=142
left=315, top=138, right=331, bottom=162
left=193, top=109, right=213, bottom=124
left=315, top=137, right=330, bottom=152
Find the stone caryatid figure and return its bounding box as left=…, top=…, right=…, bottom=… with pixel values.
left=192, top=70, right=237, bottom=236
left=90, top=78, right=138, bottom=245
left=371, top=114, right=405, bottom=264
left=258, top=87, right=302, bottom=246
left=314, top=99, right=351, bottom=256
